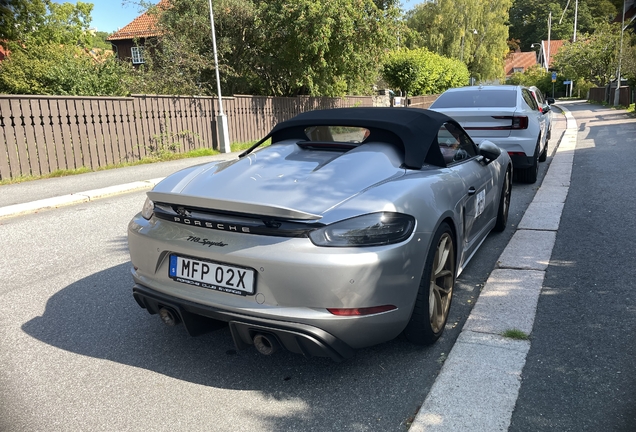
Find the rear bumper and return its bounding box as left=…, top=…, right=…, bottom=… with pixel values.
left=133, top=283, right=355, bottom=362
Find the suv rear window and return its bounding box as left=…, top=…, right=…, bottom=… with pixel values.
left=432, top=90, right=517, bottom=108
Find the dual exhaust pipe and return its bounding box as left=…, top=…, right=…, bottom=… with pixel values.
left=158, top=307, right=279, bottom=356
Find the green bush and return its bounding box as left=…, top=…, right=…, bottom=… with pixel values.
left=382, top=48, right=469, bottom=96
left=0, top=44, right=134, bottom=96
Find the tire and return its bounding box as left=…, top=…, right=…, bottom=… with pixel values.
left=521, top=141, right=539, bottom=184
left=404, top=222, right=455, bottom=345
left=539, top=139, right=548, bottom=162
left=493, top=167, right=511, bottom=232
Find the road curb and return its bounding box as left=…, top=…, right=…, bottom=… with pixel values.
left=410, top=106, right=577, bottom=431
left=0, top=178, right=164, bottom=219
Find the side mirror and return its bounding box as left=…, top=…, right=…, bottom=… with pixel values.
left=543, top=104, right=551, bottom=113
left=546, top=97, right=555, bottom=105
left=478, top=141, right=501, bottom=162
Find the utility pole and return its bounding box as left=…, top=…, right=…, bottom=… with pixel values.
left=614, top=0, right=626, bottom=106
left=208, top=0, right=231, bottom=153
left=547, top=12, right=552, bottom=72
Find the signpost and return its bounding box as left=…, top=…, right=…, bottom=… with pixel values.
left=552, top=72, right=557, bottom=97
left=563, top=80, right=572, bottom=98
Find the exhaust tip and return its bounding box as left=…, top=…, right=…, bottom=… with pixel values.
left=158, top=307, right=181, bottom=326
left=253, top=333, right=279, bottom=356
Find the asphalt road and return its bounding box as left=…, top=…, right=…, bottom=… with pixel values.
left=509, top=103, right=636, bottom=431
left=0, top=112, right=565, bottom=432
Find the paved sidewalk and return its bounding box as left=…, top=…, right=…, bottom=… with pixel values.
left=410, top=104, right=577, bottom=431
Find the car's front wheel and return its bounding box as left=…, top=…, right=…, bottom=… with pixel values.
left=494, top=167, right=512, bottom=232
left=404, top=222, right=455, bottom=345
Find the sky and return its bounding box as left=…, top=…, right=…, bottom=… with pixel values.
left=53, top=0, right=156, bottom=33
left=54, top=0, right=423, bottom=34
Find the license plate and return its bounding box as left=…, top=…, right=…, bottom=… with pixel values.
left=168, top=255, right=255, bottom=295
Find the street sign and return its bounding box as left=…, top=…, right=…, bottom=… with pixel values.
left=551, top=72, right=557, bottom=82
left=563, top=80, right=572, bottom=84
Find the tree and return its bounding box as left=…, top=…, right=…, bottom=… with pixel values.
left=552, top=22, right=622, bottom=86
left=133, top=0, right=400, bottom=97
left=508, top=0, right=618, bottom=50
left=0, top=0, right=136, bottom=96
left=2, top=0, right=93, bottom=48
left=405, top=0, right=511, bottom=83
left=621, top=44, right=636, bottom=86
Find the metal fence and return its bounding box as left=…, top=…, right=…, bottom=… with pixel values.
left=0, top=94, right=378, bottom=180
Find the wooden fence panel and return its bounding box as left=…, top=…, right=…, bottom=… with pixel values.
left=182, top=98, right=196, bottom=152
left=104, top=100, right=121, bottom=164
left=39, top=99, right=59, bottom=172
left=123, top=99, right=139, bottom=161
left=172, top=96, right=187, bottom=153
left=99, top=99, right=116, bottom=165
left=0, top=99, right=12, bottom=179
left=29, top=99, right=51, bottom=174
left=201, top=98, right=213, bottom=149
left=10, top=99, right=33, bottom=176
left=190, top=98, right=204, bottom=151
left=163, top=97, right=180, bottom=153
left=21, top=99, right=42, bottom=175
left=88, top=99, right=106, bottom=168
left=66, top=99, right=84, bottom=169
left=57, top=99, right=75, bottom=170
left=133, top=96, right=148, bottom=159
left=48, top=99, right=67, bottom=171
left=0, top=99, right=21, bottom=178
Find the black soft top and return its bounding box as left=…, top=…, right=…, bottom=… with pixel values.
left=240, top=107, right=460, bottom=169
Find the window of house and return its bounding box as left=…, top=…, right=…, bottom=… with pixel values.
left=513, top=67, right=524, bottom=73
left=131, top=46, right=144, bottom=64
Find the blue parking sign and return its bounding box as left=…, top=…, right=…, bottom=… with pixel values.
left=551, top=72, right=557, bottom=82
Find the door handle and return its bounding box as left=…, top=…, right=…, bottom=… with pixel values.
left=468, top=187, right=476, bottom=196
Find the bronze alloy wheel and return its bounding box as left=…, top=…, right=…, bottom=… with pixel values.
left=404, top=222, right=456, bottom=345
left=429, top=232, right=455, bottom=333
left=494, top=168, right=511, bottom=232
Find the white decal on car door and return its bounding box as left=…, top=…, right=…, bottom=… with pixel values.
left=476, top=189, right=486, bottom=218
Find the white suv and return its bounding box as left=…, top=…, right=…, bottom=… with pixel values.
left=429, top=85, right=548, bottom=183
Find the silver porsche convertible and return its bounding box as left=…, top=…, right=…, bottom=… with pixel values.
left=128, top=107, right=512, bottom=361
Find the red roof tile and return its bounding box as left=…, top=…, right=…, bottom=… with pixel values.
left=504, top=51, right=538, bottom=77
left=107, top=0, right=170, bottom=41
left=544, top=40, right=565, bottom=69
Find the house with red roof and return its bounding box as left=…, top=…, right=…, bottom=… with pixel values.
left=534, top=40, right=566, bottom=71
left=106, top=0, right=169, bottom=66
left=504, top=50, right=538, bottom=78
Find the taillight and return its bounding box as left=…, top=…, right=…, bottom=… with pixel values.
left=327, top=305, right=397, bottom=316
left=511, top=116, right=528, bottom=129
left=492, top=116, right=528, bottom=130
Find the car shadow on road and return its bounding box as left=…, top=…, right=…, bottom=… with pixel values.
left=21, top=262, right=463, bottom=431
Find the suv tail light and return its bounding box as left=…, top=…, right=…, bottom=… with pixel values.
left=492, top=116, right=529, bottom=130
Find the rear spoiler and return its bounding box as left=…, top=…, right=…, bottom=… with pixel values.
left=147, top=191, right=323, bottom=221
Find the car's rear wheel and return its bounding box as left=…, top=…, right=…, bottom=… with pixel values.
left=520, top=140, right=539, bottom=184
left=493, top=167, right=511, bottom=232
left=404, top=223, right=455, bottom=345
